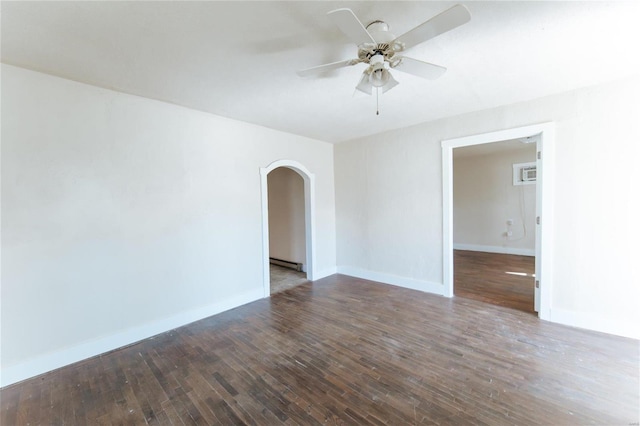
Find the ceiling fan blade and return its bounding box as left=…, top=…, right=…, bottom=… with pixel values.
left=296, top=59, right=359, bottom=77
left=392, top=4, right=470, bottom=51
left=328, top=8, right=376, bottom=46
left=392, top=57, right=447, bottom=80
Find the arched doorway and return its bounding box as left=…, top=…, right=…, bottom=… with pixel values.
left=260, top=160, right=316, bottom=297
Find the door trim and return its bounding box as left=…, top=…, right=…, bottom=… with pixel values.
left=441, top=123, right=555, bottom=320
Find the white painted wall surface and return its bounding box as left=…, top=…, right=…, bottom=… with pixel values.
left=267, top=167, right=306, bottom=266
left=0, top=65, right=336, bottom=386
left=453, top=147, right=536, bottom=255
left=335, top=75, right=640, bottom=339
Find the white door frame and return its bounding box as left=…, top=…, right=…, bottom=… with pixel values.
left=441, top=123, right=555, bottom=320
left=260, top=160, right=316, bottom=298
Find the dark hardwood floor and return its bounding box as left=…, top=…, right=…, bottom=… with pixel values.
left=454, top=250, right=535, bottom=313
left=2, top=274, right=638, bottom=425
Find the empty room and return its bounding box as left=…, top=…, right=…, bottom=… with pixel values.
left=1, top=1, right=639, bottom=424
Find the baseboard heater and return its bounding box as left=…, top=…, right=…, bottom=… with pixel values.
left=269, top=257, right=303, bottom=272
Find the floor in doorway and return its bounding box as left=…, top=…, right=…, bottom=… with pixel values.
left=454, top=249, right=535, bottom=313
left=270, top=264, right=308, bottom=294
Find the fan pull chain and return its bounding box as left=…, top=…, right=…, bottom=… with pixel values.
left=376, top=88, right=379, bottom=115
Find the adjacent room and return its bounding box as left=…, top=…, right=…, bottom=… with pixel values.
left=2, top=1, right=639, bottom=424
left=452, top=139, right=537, bottom=313
left=267, top=166, right=309, bottom=294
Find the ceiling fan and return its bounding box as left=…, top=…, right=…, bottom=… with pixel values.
left=297, top=4, right=471, bottom=106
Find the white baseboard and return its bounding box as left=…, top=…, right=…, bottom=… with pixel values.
left=0, top=288, right=264, bottom=388
left=453, top=243, right=535, bottom=256
left=313, top=266, right=337, bottom=281
left=547, top=308, right=640, bottom=340
left=337, top=266, right=444, bottom=296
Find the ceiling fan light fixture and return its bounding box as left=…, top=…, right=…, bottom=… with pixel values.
left=356, top=72, right=373, bottom=95
left=381, top=73, right=399, bottom=93
left=368, top=54, right=390, bottom=87
left=357, top=55, right=398, bottom=95
left=369, top=66, right=389, bottom=87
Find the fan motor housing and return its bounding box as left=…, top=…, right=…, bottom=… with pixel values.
left=366, top=21, right=395, bottom=43
left=359, top=20, right=398, bottom=63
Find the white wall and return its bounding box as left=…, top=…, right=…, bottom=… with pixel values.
left=453, top=146, right=536, bottom=255
left=335, top=75, right=640, bottom=339
left=0, top=64, right=336, bottom=386
left=267, top=167, right=306, bottom=266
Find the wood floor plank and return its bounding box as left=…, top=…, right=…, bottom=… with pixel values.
left=2, top=274, right=638, bottom=425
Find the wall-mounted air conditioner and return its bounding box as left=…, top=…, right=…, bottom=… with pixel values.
left=513, top=162, right=536, bottom=186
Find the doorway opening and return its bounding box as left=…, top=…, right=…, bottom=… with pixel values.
left=452, top=139, right=537, bottom=313
left=260, top=160, right=316, bottom=297
left=442, top=123, right=555, bottom=320
left=267, top=167, right=307, bottom=294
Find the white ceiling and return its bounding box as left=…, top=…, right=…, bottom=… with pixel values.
left=2, top=1, right=639, bottom=143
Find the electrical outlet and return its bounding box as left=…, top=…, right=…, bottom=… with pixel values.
left=506, top=219, right=514, bottom=226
